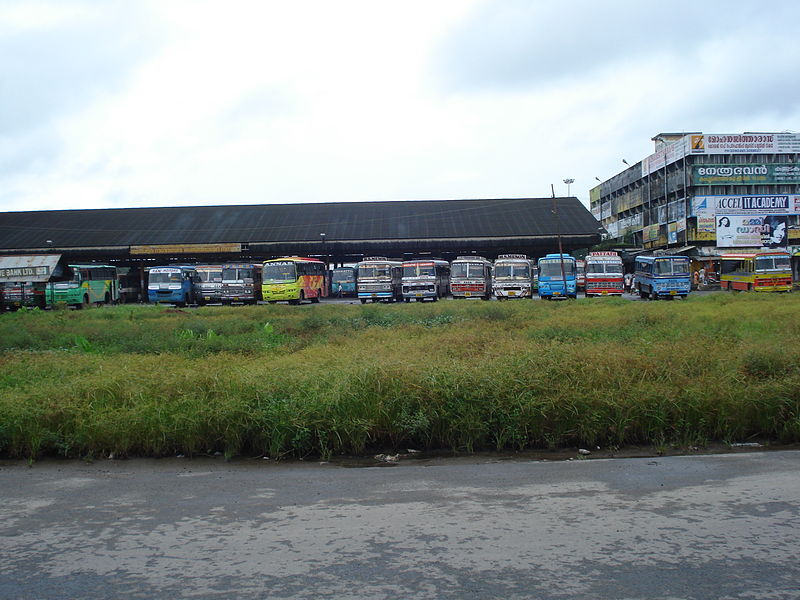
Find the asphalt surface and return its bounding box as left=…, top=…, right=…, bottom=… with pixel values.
left=2, top=450, right=799, bottom=599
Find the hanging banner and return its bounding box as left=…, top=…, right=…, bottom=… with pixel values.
left=698, top=216, right=716, bottom=233
left=668, top=222, right=678, bottom=244
left=643, top=224, right=660, bottom=243
left=130, top=243, right=243, bottom=255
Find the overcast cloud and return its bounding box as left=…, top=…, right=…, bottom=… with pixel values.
left=1, top=0, right=799, bottom=215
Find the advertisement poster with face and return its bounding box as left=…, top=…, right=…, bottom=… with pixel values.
left=716, top=215, right=789, bottom=248
left=716, top=215, right=756, bottom=247
left=762, top=215, right=788, bottom=248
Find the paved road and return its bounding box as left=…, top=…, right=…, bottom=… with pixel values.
left=2, top=451, right=799, bottom=599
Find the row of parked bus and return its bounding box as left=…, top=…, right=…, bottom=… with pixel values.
left=151, top=249, right=794, bottom=306
left=1, top=250, right=793, bottom=311
left=355, top=254, right=586, bottom=302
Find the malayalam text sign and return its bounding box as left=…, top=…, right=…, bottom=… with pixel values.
left=715, top=215, right=789, bottom=248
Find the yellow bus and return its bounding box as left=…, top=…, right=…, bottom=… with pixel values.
left=262, top=257, right=327, bottom=304
left=720, top=251, right=792, bottom=292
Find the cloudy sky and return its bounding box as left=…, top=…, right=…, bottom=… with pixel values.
left=2, top=0, right=799, bottom=215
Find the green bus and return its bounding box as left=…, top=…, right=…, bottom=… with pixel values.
left=45, top=264, right=120, bottom=308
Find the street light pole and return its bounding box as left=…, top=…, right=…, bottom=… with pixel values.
left=563, top=178, right=574, bottom=197
left=552, top=184, right=567, bottom=292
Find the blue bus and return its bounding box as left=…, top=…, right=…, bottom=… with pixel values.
left=148, top=265, right=199, bottom=306
left=330, top=266, right=357, bottom=297
left=634, top=255, right=691, bottom=300
left=537, top=254, right=577, bottom=299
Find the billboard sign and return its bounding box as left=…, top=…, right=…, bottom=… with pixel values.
left=690, top=133, right=800, bottom=155
left=692, top=164, right=800, bottom=185
left=641, top=132, right=800, bottom=176
left=715, top=215, right=789, bottom=248
left=692, top=195, right=800, bottom=217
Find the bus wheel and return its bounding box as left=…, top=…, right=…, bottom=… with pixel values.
left=360, top=298, right=367, bottom=304
left=78, top=294, right=89, bottom=309
left=312, top=294, right=320, bottom=303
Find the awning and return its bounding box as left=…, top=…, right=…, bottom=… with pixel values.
left=671, top=246, right=696, bottom=254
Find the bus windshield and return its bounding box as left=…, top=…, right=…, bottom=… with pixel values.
left=263, top=263, right=297, bottom=281
left=198, top=269, right=222, bottom=282
left=403, top=265, right=435, bottom=277
left=332, top=269, right=355, bottom=282
left=451, top=263, right=486, bottom=278
left=538, top=261, right=575, bottom=278
left=654, top=259, right=690, bottom=275
left=756, top=256, right=790, bottom=271
left=149, top=272, right=183, bottom=284
left=587, top=262, right=623, bottom=275
left=359, top=265, right=391, bottom=278
left=494, top=264, right=531, bottom=279
left=223, top=267, right=253, bottom=281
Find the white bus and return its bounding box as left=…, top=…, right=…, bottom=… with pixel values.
left=401, top=259, right=450, bottom=302
left=356, top=257, right=403, bottom=303
left=450, top=256, right=492, bottom=300
left=492, top=254, right=534, bottom=299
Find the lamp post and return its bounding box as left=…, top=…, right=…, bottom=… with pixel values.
left=319, top=233, right=327, bottom=265
left=563, top=178, right=574, bottom=197
left=45, top=240, right=54, bottom=308
left=551, top=184, right=567, bottom=293
left=320, top=233, right=328, bottom=296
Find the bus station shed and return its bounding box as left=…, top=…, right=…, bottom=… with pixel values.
left=0, top=197, right=602, bottom=266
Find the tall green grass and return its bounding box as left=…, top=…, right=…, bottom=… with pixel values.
left=1, top=294, right=799, bottom=459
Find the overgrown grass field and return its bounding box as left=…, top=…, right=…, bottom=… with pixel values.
left=1, top=294, right=799, bottom=460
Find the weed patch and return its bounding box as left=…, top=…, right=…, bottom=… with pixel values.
left=2, top=294, right=800, bottom=459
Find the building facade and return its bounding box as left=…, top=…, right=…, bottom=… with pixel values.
left=591, top=132, right=800, bottom=270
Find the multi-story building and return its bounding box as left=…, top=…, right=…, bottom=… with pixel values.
left=591, top=132, right=800, bottom=276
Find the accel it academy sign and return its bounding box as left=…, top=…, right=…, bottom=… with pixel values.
left=692, top=194, right=800, bottom=217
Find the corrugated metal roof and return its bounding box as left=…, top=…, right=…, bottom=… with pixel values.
left=0, top=198, right=600, bottom=250
left=0, top=254, right=62, bottom=282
